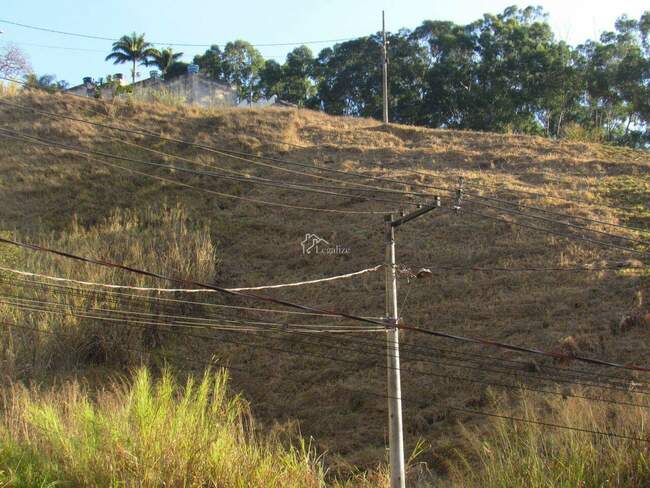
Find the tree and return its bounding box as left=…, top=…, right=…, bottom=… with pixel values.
left=194, top=41, right=264, bottom=101
left=535, top=41, right=584, bottom=137
left=258, top=46, right=316, bottom=105
left=311, top=32, right=427, bottom=121
left=148, top=47, right=183, bottom=78
left=311, top=37, right=384, bottom=117
left=281, top=46, right=316, bottom=105
left=411, top=20, right=477, bottom=127
left=165, top=61, right=189, bottom=80
left=258, top=59, right=283, bottom=98
left=193, top=45, right=225, bottom=80
left=576, top=13, right=650, bottom=145
left=105, top=33, right=157, bottom=84
left=23, top=74, right=68, bottom=93
left=221, top=40, right=265, bottom=102
left=0, top=45, right=31, bottom=78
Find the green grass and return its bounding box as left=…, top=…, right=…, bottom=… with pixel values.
left=0, top=367, right=333, bottom=487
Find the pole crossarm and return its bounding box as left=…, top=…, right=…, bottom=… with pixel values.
left=389, top=196, right=441, bottom=228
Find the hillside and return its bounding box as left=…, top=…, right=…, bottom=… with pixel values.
left=0, top=89, right=649, bottom=481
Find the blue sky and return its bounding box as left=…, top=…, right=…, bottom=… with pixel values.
left=1, top=0, right=648, bottom=85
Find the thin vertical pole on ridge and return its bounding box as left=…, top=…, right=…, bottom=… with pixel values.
left=382, top=11, right=389, bottom=124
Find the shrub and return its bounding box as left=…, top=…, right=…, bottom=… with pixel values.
left=562, top=123, right=605, bottom=143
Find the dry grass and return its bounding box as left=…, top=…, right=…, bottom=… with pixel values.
left=0, top=90, right=648, bottom=480
left=450, top=390, right=650, bottom=487
left=0, top=204, right=218, bottom=378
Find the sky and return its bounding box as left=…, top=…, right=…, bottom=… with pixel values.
left=1, top=0, right=648, bottom=85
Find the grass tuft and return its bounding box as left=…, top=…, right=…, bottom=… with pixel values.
left=0, top=367, right=331, bottom=487
left=450, top=391, right=650, bottom=488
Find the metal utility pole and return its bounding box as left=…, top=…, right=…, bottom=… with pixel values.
left=382, top=10, right=389, bottom=124
left=384, top=197, right=441, bottom=488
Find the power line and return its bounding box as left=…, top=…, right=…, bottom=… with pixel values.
left=398, top=322, right=650, bottom=373
left=0, top=40, right=106, bottom=53
left=7, top=274, right=645, bottom=394
left=2, top=100, right=644, bottom=378
left=413, top=168, right=647, bottom=215
left=0, top=126, right=404, bottom=207
left=4, top=293, right=649, bottom=410
left=10, top=92, right=646, bottom=250
left=0, top=274, right=350, bottom=318
left=3, top=234, right=650, bottom=376
left=0, top=235, right=389, bottom=327
left=0, top=293, right=376, bottom=330
left=0, top=18, right=356, bottom=47
left=6, top=315, right=650, bottom=445
left=465, top=196, right=649, bottom=249
left=402, top=264, right=650, bottom=273
left=14, top=116, right=645, bottom=248
left=466, top=189, right=650, bottom=238
left=447, top=404, right=650, bottom=444
left=0, top=96, right=446, bottom=198
left=0, top=263, right=383, bottom=293
left=24, top=81, right=643, bottom=253
left=8, top=94, right=644, bottom=259
left=0, top=40, right=292, bottom=61
left=8, top=258, right=644, bottom=394
left=0, top=97, right=430, bottom=206
left=460, top=202, right=647, bottom=257
left=4, top=82, right=648, bottom=240
left=111, top=135, right=420, bottom=199
left=0, top=296, right=383, bottom=334
left=463, top=179, right=647, bottom=215
left=0, top=129, right=386, bottom=215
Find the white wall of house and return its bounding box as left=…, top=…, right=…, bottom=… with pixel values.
left=137, top=73, right=237, bottom=108
left=66, top=73, right=238, bottom=109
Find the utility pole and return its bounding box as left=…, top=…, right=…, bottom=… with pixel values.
left=384, top=197, right=441, bottom=488
left=385, top=213, right=405, bottom=488
left=382, top=10, right=389, bottom=124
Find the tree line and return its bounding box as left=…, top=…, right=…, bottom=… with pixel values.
left=9, top=5, right=649, bottom=147
left=189, top=6, right=650, bottom=147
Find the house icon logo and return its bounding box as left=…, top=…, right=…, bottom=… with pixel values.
left=301, top=233, right=330, bottom=255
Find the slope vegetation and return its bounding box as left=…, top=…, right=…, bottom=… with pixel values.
left=0, top=89, right=649, bottom=479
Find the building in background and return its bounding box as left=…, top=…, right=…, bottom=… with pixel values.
left=66, top=65, right=238, bottom=108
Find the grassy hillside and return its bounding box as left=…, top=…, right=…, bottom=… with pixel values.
left=0, top=88, right=649, bottom=484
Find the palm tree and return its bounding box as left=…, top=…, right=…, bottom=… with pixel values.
left=105, top=32, right=157, bottom=85
left=148, top=47, right=183, bottom=78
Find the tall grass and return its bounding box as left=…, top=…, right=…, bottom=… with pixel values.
left=0, top=82, right=20, bottom=97
left=450, top=391, right=650, bottom=487
left=0, top=204, right=219, bottom=377
left=0, top=367, right=330, bottom=487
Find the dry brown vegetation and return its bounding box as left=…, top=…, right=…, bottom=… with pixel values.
left=0, top=89, right=649, bottom=484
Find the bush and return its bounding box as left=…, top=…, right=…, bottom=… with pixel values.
left=562, top=123, right=605, bottom=143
